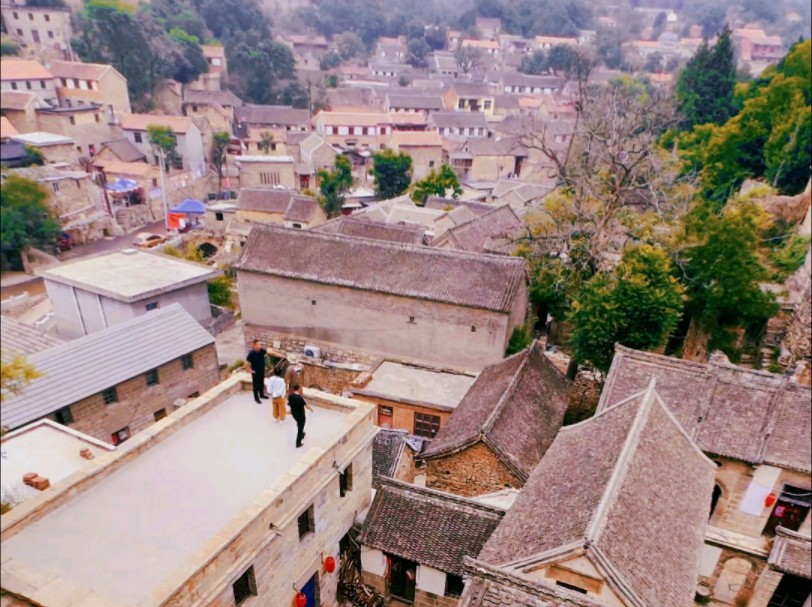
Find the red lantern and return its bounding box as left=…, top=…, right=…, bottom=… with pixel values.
left=324, top=556, right=336, bottom=573
left=765, top=492, right=778, bottom=508
left=294, top=591, right=307, bottom=607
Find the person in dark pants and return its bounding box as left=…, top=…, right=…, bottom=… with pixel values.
left=288, top=384, right=313, bottom=448
left=246, top=340, right=269, bottom=404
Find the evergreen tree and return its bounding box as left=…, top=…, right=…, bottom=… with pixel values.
left=318, top=156, right=353, bottom=217
left=676, top=26, right=736, bottom=129
left=371, top=151, right=412, bottom=199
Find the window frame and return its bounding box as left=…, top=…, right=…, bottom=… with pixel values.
left=414, top=412, right=441, bottom=438
left=181, top=353, right=194, bottom=370
left=145, top=368, right=160, bottom=386
left=55, top=406, right=73, bottom=425
left=231, top=565, right=257, bottom=606
left=297, top=505, right=315, bottom=540
left=445, top=574, right=465, bottom=598
left=339, top=464, right=353, bottom=498
left=102, top=386, right=118, bottom=405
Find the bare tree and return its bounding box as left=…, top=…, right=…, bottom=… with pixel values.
left=454, top=46, right=482, bottom=75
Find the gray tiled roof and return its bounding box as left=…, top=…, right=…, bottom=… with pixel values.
left=421, top=341, right=569, bottom=479
left=769, top=527, right=811, bottom=579
left=386, top=94, right=445, bottom=111
left=424, top=197, right=494, bottom=215
left=372, top=428, right=407, bottom=487
left=183, top=88, right=243, bottom=108
left=236, top=189, right=319, bottom=223
left=428, top=111, right=489, bottom=130
left=235, top=104, right=310, bottom=127
left=283, top=195, right=322, bottom=223
left=599, top=345, right=812, bottom=472
left=432, top=205, right=522, bottom=254
left=314, top=216, right=425, bottom=244
left=0, top=316, right=66, bottom=363
left=235, top=225, right=527, bottom=313
left=0, top=304, right=214, bottom=430
left=478, top=382, right=716, bottom=607
left=100, top=138, right=146, bottom=162
left=360, top=480, right=504, bottom=576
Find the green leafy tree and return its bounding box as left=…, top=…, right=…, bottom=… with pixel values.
left=371, top=150, right=412, bottom=199
left=207, top=275, right=234, bottom=308
left=167, top=27, right=208, bottom=84
left=546, top=44, right=578, bottom=76
left=147, top=125, right=182, bottom=170
left=412, top=165, right=462, bottom=204
left=680, top=202, right=779, bottom=355
left=675, top=26, right=736, bottom=130
left=0, top=176, right=60, bottom=266
left=407, top=37, right=430, bottom=68
left=257, top=131, right=274, bottom=154
left=317, top=155, right=353, bottom=217
left=211, top=131, right=230, bottom=195
left=569, top=244, right=685, bottom=371
left=1, top=41, right=19, bottom=56
left=519, top=50, right=546, bottom=75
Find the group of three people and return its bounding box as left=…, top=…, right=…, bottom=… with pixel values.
left=246, top=340, right=312, bottom=448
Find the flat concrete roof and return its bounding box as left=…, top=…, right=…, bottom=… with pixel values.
left=355, top=361, right=477, bottom=410
left=0, top=420, right=114, bottom=509
left=1, top=392, right=355, bottom=605
left=38, top=249, right=220, bottom=302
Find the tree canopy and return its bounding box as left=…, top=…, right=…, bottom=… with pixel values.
left=372, top=151, right=412, bottom=199
left=412, top=165, right=462, bottom=204
left=318, top=155, right=353, bottom=217
left=0, top=176, right=60, bottom=265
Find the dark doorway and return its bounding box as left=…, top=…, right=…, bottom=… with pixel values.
left=387, top=554, right=416, bottom=602
left=767, top=574, right=810, bottom=607
left=197, top=242, right=218, bottom=258
left=763, top=485, right=811, bottom=537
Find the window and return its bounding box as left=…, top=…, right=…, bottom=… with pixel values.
left=12, top=11, right=18, bottom=18
left=483, top=100, right=492, bottom=110
left=408, top=316, right=416, bottom=324
left=215, top=212, right=224, bottom=221
left=102, top=387, right=118, bottom=405
left=154, top=408, right=168, bottom=421
left=16, top=29, right=22, bottom=36
left=292, top=223, right=302, bottom=229
left=445, top=574, right=465, bottom=598
left=111, top=427, right=130, bottom=445
left=25, top=81, right=32, bottom=90
left=69, top=116, right=75, bottom=125
left=556, top=581, right=587, bottom=595
left=259, top=171, right=281, bottom=186
left=764, top=485, right=811, bottom=536
left=44, top=13, right=50, bottom=21
left=145, top=302, right=159, bottom=311
left=297, top=505, right=314, bottom=540
left=52, top=182, right=60, bottom=193
left=429, top=160, right=435, bottom=168
left=10, top=82, right=17, bottom=90
left=145, top=368, right=159, bottom=386
left=181, top=354, right=194, bottom=370
left=710, top=484, right=723, bottom=519
left=187, top=391, right=200, bottom=398
left=767, top=574, right=810, bottom=607
left=152, top=178, right=159, bottom=187
left=414, top=412, right=441, bottom=438
left=94, top=113, right=100, bottom=123
left=55, top=406, right=73, bottom=425
left=47, top=30, right=54, bottom=39
left=232, top=566, right=257, bottom=605
left=28, top=13, right=33, bottom=20
left=471, top=325, right=477, bottom=332
left=270, top=143, right=276, bottom=151
left=311, top=299, right=317, bottom=305
left=339, top=464, right=353, bottom=498
left=134, top=132, right=143, bottom=143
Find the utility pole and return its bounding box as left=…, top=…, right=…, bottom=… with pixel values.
left=157, top=147, right=169, bottom=232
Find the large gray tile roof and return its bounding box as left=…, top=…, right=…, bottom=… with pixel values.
left=313, top=216, right=425, bottom=245
left=0, top=304, right=214, bottom=430
left=360, top=480, right=505, bottom=576
left=478, top=381, right=716, bottom=607
left=1, top=316, right=66, bottom=363
left=422, top=341, right=569, bottom=480
left=235, top=225, right=527, bottom=313
left=599, top=345, right=812, bottom=472
left=432, top=204, right=523, bottom=255
left=372, top=428, right=407, bottom=488
left=769, top=527, right=811, bottom=579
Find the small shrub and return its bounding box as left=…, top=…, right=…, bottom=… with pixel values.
left=0, top=41, right=19, bottom=56
left=207, top=275, right=233, bottom=308
left=506, top=326, right=533, bottom=356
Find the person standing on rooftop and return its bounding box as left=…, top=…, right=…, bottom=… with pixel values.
left=288, top=384, right=313, bottom=448
left=266, top=367, right=287, bottom=421
left=245, top=339, right=269, bottom=404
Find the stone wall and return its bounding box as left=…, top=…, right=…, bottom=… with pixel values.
left=781, top=248, right=812, bottom=378
left=57, top=344, right=220, bottom=444
left=424, top=442, right=522, bottom=497
left=361, top=569, right=461, bottom=607
left=244, top=325, right=380, bottom=368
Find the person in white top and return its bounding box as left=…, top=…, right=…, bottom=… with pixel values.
left=266, top=367, right=287, bottom=421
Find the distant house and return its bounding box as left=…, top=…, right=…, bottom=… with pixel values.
left=0, top=5, right=72, bottom=61
left=360, top=481, right=505, bottom=605
left=421, top=341, right=570, bottom=497
left=497, top=73, right=564, bottom=95
left=460, top=39, right=500, bottom=57
left=312, top=215, right=426, bottom=245
left=443, top=82, right=496, bottom=115
left=120, top=114, right=207, bottom=177
left=235, top=104, right=311, bottom=132
left=235, top=188, right=325, bottom=229
left=189, top=44, right=228, bottom=91
left=431, top=204, right=523, bottom=255
left=386, top=130, right=443, bottom=180
left=8, top=131, right=76, bottom=164
left=464, top=379, right=716, bottom=607
left=40, top=249, right=220, bottom=338
left=236, top=225, right=529, bottom=369
left=533, top=35, right=578, bottom=50
left=427, top=111, right=489, bottom=138
left=0, top=90, right=42, bottom=133
left=383, top=93, right=445, bottom=115
left=181, top=88, right=243, bottom=134
left=351, top=360, right=477, bottom=436
left=94, top=137, right=146, bottom=163
left=448, top=138, right=527, bottom=181
left=313, top=110, right=406, bottom=149
left=475, top=17, right=502, bottom=40
left=0, top=59, right=57, bottom=105
left=372, top=428, right=422, bottom=487
left=234, top=154, right=297, bottom=190
left=49, top=60, right=131, bottom=119
left=0, top=304, right=220, bottom=445
left=296, top=132, right=338, bottom=189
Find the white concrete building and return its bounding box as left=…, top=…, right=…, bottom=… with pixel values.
left=39, top=249, right=220, bottom=338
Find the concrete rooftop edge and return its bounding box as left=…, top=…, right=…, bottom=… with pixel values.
left=0, top=374, right=377, bottom=607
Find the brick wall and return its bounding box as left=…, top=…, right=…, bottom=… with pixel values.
left=425, top=442, right=522, bottom=497
left=58, top=344, right=220, bottom=445
left=415, top=588, right=461, bottom=607
left=353, top=393, right=453, bottom=436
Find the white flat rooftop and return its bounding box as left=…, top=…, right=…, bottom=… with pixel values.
left=1, top=392, right=353, bottom=605
left=0, top=420, right=114, bottom=509
left=356, top=361, right=477, bottom=410
left=38, top=249, right=219, bottom=302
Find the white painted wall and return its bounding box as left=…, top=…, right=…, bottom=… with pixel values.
left=361, top=547, right=386, bottom=577
left=416, top=565, right=446, bottom=595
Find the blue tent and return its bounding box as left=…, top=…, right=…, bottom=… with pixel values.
left=169, top=198, right=206, bottom=214
left=105, top=178, right=138, bottom=192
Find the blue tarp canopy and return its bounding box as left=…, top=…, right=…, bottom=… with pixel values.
left=169, top=198, right=206, bottom=214
left=105, top=178, right=138, bottom=192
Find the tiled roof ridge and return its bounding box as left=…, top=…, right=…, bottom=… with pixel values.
left=755, top=376, right=791, bottom=464
left=342, top=215, right=423, bottom=234
left=377, top=478, right=507, bottom=517
left=463, top=557, right=606, bottom=607
left=244, top=224, right=526, bottom=266
left=587, top=545, right=647, bottom=607
left=481, top=343, right=533, bottom=436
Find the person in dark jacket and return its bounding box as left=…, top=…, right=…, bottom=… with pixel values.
left=246, top=340, right=269, bottom=404
left=288, top=384, right=313, bottom=448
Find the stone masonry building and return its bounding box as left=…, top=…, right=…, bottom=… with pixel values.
left=0, top=305, right=220, bottom=445
left=421, top=341, right=570, bottom=497
left=236, top=225, right=528, bottom=370
left=598, top=345, right=812, bottom=607
left=0, top=373, right=378, bottom=607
